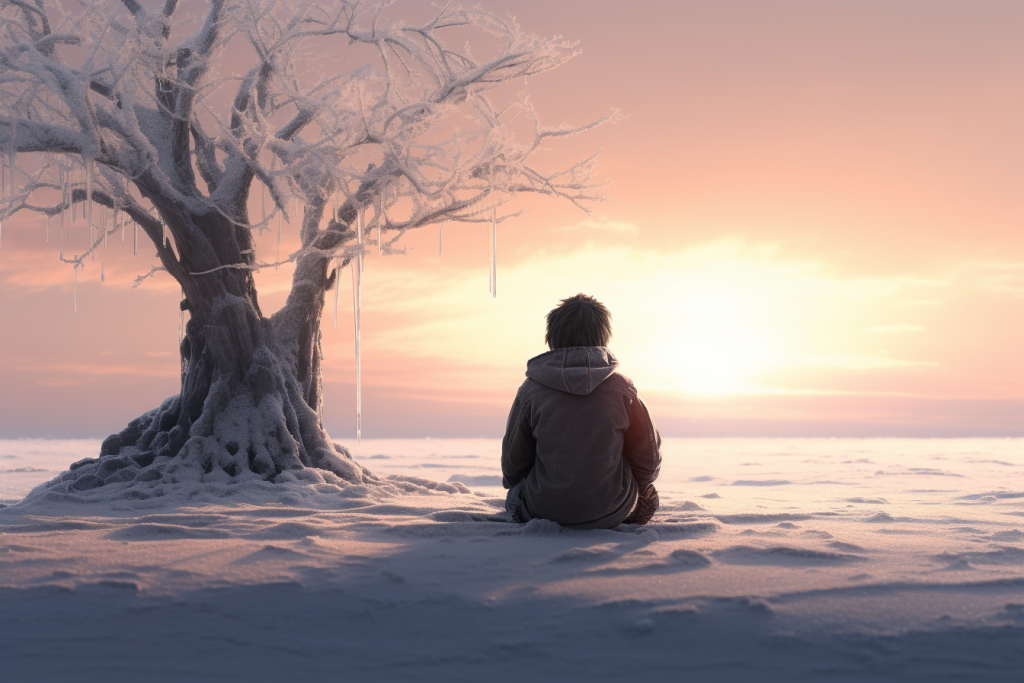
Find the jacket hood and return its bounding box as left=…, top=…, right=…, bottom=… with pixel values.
left=525, top=347, right=619, bottom=396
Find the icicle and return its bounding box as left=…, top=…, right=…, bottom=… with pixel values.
left=101, top=261, right=105, bottom=282
left=73, top=257, right=78, bottom=319
left=357, top=207, right=364, bottom=274
left=133, top=221, right=137, bottom=256
left=10, top=118, right=16, bottom=197
left=491, top=206, right=497, bottom=298
left=333, top=256, right=341, bottom=329
left=352, top=243, right=362, bottom=448
left=439, top=221, right=443, bottom=255
left=61, top=169, right=67, bottom=245
left=85, top=157, right=93, bottom=239
left=275, top=211, right=281, bottom=267
left=60, top=213, right=64, bottom=260
left=488, top=169, right=494, bottom=295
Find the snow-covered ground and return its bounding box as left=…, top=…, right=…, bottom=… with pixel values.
left=1, top=438, right=1022, bottom=681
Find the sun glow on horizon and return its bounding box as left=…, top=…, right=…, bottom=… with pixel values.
left=633, top=288, right=772, bottom=396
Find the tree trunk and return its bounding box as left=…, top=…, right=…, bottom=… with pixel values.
left=45, top=202, right=371, bottom=496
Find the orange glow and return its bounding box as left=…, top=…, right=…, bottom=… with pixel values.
left=0, top=0, right=1021, bottom=437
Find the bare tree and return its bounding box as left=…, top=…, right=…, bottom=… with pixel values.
left=0, top=0, right=612, bottom=493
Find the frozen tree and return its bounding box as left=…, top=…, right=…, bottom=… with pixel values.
left=0, top=0, right=611, bottom=492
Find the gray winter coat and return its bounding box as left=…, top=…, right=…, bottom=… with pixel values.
left=501, top=347, right=662, bottom=529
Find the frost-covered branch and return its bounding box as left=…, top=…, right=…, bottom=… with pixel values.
left=1, top=0, right=614, bottom=289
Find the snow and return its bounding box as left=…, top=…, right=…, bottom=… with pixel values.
left=1, top=437, right=1022, bottom=681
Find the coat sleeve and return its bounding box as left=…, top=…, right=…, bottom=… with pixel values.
left=501, top=387, right=536, bottom=489
left=623, top=393, right=662, bottom=489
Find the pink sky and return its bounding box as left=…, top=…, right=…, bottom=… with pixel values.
left=1, top=0, right=1021, bottom=438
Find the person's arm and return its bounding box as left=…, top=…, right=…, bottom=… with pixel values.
left=501, top=389, right=536, bottom=489
left=623, top=393, right=661, bottom=489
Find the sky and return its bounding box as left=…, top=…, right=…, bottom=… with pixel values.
left=0, top=0, right=1022, bottom=438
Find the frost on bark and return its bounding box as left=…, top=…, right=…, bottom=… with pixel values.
left=0, top=0, right=612, bottom=497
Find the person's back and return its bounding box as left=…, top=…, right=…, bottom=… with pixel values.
left=501, top=294, right=662, bottom=529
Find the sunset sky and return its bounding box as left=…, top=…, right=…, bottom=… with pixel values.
left=0, top=0, right=1021, bottom=439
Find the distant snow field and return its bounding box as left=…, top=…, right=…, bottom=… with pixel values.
left=1, top=438, right=1022, bottom=681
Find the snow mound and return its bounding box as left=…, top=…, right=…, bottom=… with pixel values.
left=14, top=446, right=473, bottom=512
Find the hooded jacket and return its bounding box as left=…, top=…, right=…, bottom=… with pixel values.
left=501, top=347, right=662, bottom=529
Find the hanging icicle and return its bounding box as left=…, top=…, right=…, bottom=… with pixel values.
left=73, top=257, right=78, bottom=319
left=85, top=157, right=93, bottom=239
left=357, top=207, right=364, bottom=274
left=266, top=157, right=276, bottom=227
left=352, top=237, right=362, bottom=448
left=491, top=205, right=497, bottom=298
left=276, top=211, right=281, bottom=267
left=101, top=261, right=105, bottom=282
left=333, top=256, right=341, bottom=329
left=488, top=168, right=495, bottom=296
left=59, top=168, right=65, bottom=239
left=102, top=207, right=108, bottom=248
left=9, top=118, right=16, bottom=197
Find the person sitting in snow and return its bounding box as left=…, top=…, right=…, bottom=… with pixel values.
left=502, top=294, right=662, bottom=528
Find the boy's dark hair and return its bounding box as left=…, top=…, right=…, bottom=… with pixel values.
left=545, top=294, right=612, bottom=349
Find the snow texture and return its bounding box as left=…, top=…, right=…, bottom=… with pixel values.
left=1, top=437, right=1021, bottom=681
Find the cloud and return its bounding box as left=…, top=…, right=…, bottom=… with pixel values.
left=338, top=238, right=959, bottom=398
left=801, top=353, right=938, bottom=370
left=864, top=325, right=925, bottom=333
left=976, top=262, right=1024, bottom=299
